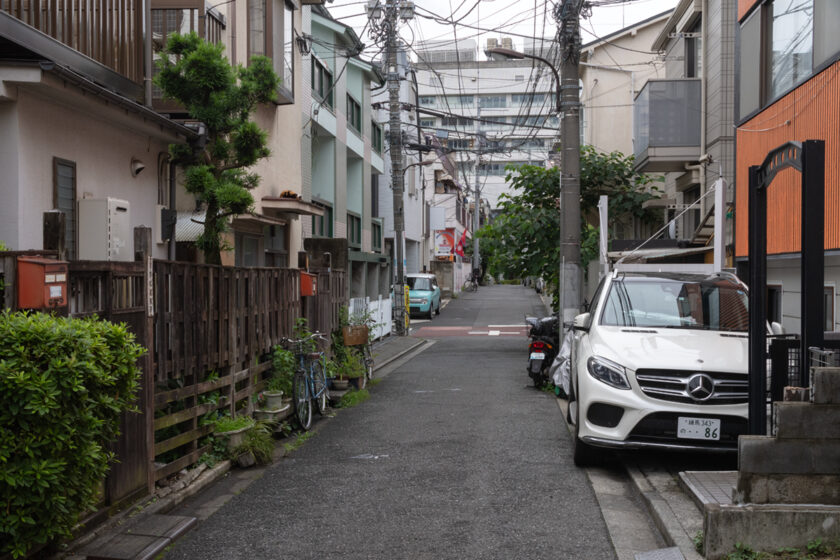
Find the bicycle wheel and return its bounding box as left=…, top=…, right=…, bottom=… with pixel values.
left=293, top=369, right=312, bottom=430
left=363, top=345, right=374, bottom=380
left=312, top=359, right=328, bottom=415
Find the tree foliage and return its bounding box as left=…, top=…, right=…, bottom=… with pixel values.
left=155, top=32, right=280, bottom=265
left=478, top=148, right=660, bottom=308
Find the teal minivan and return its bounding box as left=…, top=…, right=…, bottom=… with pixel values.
left=406, top=273, right=441, bottom=320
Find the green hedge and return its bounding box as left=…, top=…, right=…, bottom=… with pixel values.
left=0, top=311, right=145, bottom=558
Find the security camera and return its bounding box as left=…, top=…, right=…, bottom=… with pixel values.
left=130, top=158, right=145, bottom=177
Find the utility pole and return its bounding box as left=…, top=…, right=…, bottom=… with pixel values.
left=473, top=102, right=482, bottom=279
left=387, top=1, right=406, bottom=335
left=368, top=0, right=413, bottom=335
left=556, top=0, right=584, bottom=324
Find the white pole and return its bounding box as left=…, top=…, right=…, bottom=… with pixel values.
left=598, top=195, right=609, bottom=279
left=713, top=177, right=725, bottom=272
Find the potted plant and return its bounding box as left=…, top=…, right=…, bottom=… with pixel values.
left=340, top=352, right=366, bottom=390
left=230, top=421, right=275, bottom=467
left=326, top=359, right=350, bottom=391
left=213, top=415, right=256, bottom=455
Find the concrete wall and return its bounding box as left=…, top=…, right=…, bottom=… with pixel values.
left=2, top=78, right=181, bottom=258
left=766, top=255, right=840, bottom=335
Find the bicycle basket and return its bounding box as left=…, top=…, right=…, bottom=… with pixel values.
left=342, top=325, right=369, bottom=346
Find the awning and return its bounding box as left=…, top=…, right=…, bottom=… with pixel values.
left=262, top=196, right=325, bottom=216
left=231, top=213, right=287, bottom=229
left=608, top=245, right=712, bottom=262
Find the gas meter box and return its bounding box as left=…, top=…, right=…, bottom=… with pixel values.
left=17, top=257, right=69, bottom=310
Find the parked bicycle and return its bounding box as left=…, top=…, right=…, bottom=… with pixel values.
left=342, top=323, right=374, bottom=380
left=279, top=332, right=329, bottom=431
left=462, top=273, right=478, bottom=292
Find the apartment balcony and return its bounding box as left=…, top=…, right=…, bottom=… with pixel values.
left=633, top=79, right=701, bottom=173
left=1, top=0, right=146, bottom=100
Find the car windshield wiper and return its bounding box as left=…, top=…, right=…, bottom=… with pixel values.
left=658, top=325, right=710, bottom=330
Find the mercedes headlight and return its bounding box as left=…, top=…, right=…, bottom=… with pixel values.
left=587, top=356, right=631, bottom=390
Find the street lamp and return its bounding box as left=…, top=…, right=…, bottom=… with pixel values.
left=484, top=47, right=561, bottom=112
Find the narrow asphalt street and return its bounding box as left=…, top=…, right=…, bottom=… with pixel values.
left=163, top=285, right=621, bottom=559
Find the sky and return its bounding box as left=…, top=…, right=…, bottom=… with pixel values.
left=324, top=0, right=679, bottom=61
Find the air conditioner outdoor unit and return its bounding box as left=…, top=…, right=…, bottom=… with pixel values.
left=77, top=198, right=133, bottom=261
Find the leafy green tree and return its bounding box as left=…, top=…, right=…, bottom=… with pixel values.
left=155, top=32, right=280, bottom=265
left=478, top=148, right=660, bottom=308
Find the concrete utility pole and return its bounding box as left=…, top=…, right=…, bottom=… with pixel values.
left=386, top=1, right=407, bottom=335
left=368, top=0, right=413, bottom=335
left=556, top=0, right=584, bottom=324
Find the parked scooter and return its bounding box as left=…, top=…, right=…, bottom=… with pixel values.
left=524, top=314, right=560, bottom=388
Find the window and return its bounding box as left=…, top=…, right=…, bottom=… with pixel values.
left=825, top=286, right=835, bottom=331
left=445, top=95, right=473, bottom=107
left=282, top=2, right=293, bottom=94
left=371, top=173, right=380, bottom=217
left=347, top=213, right=362, bottom=247
left=372, top=221, right=382, bottom=251
left=371, top=121, right=383, bottom=153
left=767, top=285, right=783, bottom=325
left=419, top=96, right=436, bottom=106
left=447, top=138, right=472, bottom=150
left=53, top=158, right=76, bottom=259
left=512, top=93, right=545, bottom=106
left=312, top=57, right=334, bottom=108
left=685, top=19, right=702, bottom=78
left=441, top=117, right=472, bottom=127
left=767, top=0, right=813, bottom=100
left=420, top=118, right=436, bottom=127
left=347, top=94, right=362, bottom=134
left=235, top=234, right=261, bottom=266
left=312, top=203, right=333, bottom=237
left=478, top=95, right=507, bottom=109
left=247, top=0, right=294, bottom=102
left=264, top=225, right=288, bottom=267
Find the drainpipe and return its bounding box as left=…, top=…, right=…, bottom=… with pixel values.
left=144, top=0, right=153, bottom=106
left=700, top=0, right=708, bottom=217
left=169, top=158, right=177, bottom=261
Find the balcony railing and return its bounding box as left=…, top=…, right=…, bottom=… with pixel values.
left=633, top=79, right=701, bottom=173
left=1, top=0, right=144, bottom=91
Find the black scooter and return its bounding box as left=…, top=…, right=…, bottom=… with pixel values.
left=524, top=315, right=560, bottom=388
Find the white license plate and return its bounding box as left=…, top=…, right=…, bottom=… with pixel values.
left=529, top=352, right=545, bottom=360
left=677, top=417, right=721, bottom=440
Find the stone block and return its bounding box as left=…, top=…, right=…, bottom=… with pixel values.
left=734, top=473, right=840, bottom=504
left=812, top=367, right=840, bottom=404
left=738, top=435, right=840, bottom=475
left=703, top=502, right=840, bottom=560
left=775, top=402, right=840, bottom=439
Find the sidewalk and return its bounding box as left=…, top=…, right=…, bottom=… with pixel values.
left=61, top=334, right=428, bottom=560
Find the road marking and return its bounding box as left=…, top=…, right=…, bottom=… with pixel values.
left=468, top=331, right=488, bottom=335
left=488, top=324, right=528, bottom=328
left=351, top=454, right=389, bottom=460
left=489, top=330, right=501, bottom=336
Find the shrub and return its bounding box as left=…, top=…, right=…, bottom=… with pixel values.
left=270, top=347, right=295, bottom=394
left=0, top=311, right=144, bottom=558
left=231, top=421, right=275, bottom=465
left=214, top=415, right=255, bottom=434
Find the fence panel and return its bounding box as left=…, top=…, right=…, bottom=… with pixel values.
left=151, top=263, right=316, bottom=482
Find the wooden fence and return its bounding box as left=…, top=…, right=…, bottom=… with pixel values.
left=150, top=263, right=346, bottom=485
left=2, top=254, right=347, bottom=504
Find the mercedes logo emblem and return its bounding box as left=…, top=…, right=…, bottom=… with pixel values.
left=687, top=373, right=715, bottom=402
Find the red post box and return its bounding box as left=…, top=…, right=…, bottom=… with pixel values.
left=17, top=257, right=69, bottom=310
left=300, top=271, right=318, bottom=297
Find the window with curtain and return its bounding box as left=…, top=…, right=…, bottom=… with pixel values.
left=767, top=0, right=813, bottom=100
left=248, top=0, right=266, bottom=57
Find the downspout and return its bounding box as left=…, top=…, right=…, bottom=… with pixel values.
left=144, top=0, right=152, bottom=106
left=410, top=67, right=425, bottom=270
left=700, top=0, right=708, bottom=216
left=168, top=158, right=177, bottom=261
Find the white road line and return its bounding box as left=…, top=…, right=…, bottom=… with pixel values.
left=468, top=331, right=488, bottom=335
left=488, top=330, right=501, bottom=336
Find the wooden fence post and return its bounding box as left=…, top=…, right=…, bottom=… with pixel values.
left=134, top=227, right=156, bottom=495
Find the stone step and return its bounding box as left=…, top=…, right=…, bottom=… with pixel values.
left=811, top=367, right=840, bottom=404
left=739, top=435, right=840, bottom=475
left=775, top=402, right=840, bottom=439
left=734, top=472, right=840, bottom=504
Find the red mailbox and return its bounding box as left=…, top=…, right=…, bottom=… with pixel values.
left=300, top=271, right=318, bottom=297
left=17, top=256, right=69, bottom=310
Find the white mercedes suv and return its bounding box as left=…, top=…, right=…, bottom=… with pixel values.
left=568, top=271, right=750, bottom=466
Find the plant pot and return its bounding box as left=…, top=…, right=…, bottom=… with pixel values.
left=330, top=378, right=350, bottom=391
left=217, top=425, right=250, bottom=454
left=253, top=403, right=291, bottom=422
left=236, top=450, right=256, bottom=468
left=263, top=390, right=284, bottom=410
left=348, top=376, right=366, bottom=390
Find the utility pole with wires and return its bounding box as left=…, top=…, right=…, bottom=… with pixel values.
left=368, top=0, right=414, bottom=335
left=555, top=0, right=587, bottom=325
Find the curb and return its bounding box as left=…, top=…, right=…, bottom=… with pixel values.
left=372, top=338, right=429, bottom=373
left=624, top=462, right=703, bottom=560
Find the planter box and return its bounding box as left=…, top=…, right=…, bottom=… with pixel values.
left=342, top=325, right=368, bottom=346
left=254, top=403, right=291, bottom=423
left=330, top=378, right=350, bottom=391
left=217, top=425, right=250, bottom=454
left=263, top=390, right=284, bottom=410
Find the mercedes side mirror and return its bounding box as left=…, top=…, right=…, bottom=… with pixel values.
left=573, top=312, right=591, bottom=332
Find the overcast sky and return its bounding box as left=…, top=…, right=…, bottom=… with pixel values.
left=325, top=0, right=679, bottom=60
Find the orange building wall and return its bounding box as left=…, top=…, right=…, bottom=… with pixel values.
left=738, top=0, right=755, bottom=22
left=735, top=61, right=840, bottom=257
